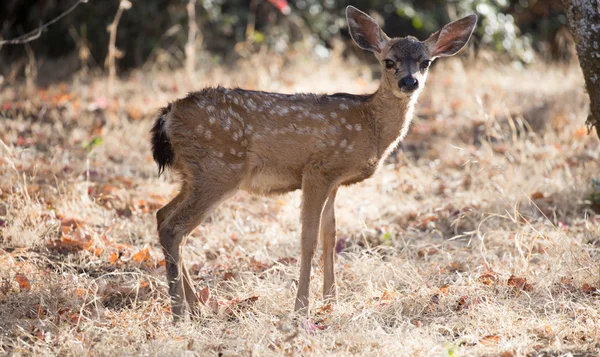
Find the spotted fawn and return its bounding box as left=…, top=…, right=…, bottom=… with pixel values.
left=151, top=6, right=477, bottom=320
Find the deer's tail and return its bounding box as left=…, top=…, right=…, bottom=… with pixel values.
left=151, top=104, right=175, bottom=176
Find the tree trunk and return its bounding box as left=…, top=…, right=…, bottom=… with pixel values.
left=562, top=0, right=600, bottom=137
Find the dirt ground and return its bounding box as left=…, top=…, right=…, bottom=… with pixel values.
left=1, top=53, right=600, bottom=356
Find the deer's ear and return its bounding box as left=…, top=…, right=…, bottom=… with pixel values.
left=346, top=6, right=388, bottom=54
left=424, top=14, right=477, bottom=58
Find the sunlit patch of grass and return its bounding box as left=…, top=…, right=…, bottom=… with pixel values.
left=1, top=54, right=599, bottom=355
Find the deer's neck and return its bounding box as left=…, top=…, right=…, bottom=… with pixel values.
left=368, top=86, right=418, bottom=160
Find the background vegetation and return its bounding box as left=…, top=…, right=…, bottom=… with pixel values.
left=1, top=0, right=570, bottom=80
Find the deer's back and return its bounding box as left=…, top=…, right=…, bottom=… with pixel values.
left=164, top=87, right=380, bottom=194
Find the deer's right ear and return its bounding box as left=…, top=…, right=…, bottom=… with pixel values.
left=346, top=6, right=388, bottom=54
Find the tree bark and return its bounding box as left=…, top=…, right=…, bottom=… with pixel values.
left=562, top=0, right=600, bottom=137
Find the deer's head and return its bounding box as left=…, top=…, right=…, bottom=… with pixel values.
left=346, top=6, right=477, bottom=99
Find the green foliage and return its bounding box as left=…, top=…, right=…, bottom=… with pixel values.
left=83, top=136, right=103, bottom=152
left=0, top=0, right=567, bottom=75
left=290, top=0, right=537, bottom=62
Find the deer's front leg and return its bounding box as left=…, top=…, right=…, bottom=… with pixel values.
left=321, top=188, right=338, bottom=301
left=294, top=175, right=332, bottom=313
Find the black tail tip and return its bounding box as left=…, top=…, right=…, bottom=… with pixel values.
left=151, top=106, right=175, bottom=176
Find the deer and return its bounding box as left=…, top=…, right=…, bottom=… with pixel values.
left=151, top=6, right=477, bottom=321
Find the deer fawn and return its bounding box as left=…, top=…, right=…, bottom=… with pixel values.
left=151, top=6, right=477, bottom=320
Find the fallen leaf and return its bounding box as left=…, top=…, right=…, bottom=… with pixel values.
left=582, top=283, right=599, bottom=295
left=250, top=258, right=270, bottom=272
left=208, top=298, right=219, bottom=314
left=224, top=296, right=258, bottom=317
left=508, top=275, right=533, bottom=292
left=417, top=246, right=439, bottom=258
left=15, top=273, right=31, bottom=291
left=135, top=199, right=163, bottom=213
left=75, top=288, right=87, bottom=297
left=58, top=216, right=84, bottom=229
left=480, top=335, right=500, bottom=346
left=49, top=231, right=93, bottom=253
left=198, top=286, right=210, bottom=305
left=493, top=145, right=508, bottom=154
left=478, top=272, right=498, bottom=286
left=439, top=284, right=451, bottom=295
left=314, top=304, right=333, bottom=315
left=446, top=261, right=467, bottom=273
left=132, top=247, right=151, bottom=263
left=575, top=127, right=588, bottom=138
left=557, top=276, right=577, bottom=293
left=450, top=99, right=463, bottom=111
left=417, top=215, right=439, bottom=229
left=456, top=295, right=469, bottom=311
left=126, top=106, right=143, bottom=120
left=530, top=191, right=544, bottom=200
left=380, top=289, right=398, bottom=302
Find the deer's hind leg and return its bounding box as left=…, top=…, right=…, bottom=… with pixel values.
left=159, top=177, right=238, bottom=320
left=156, top=184, right=198, bottom=312
left=157, top=183, right=188, bottom=231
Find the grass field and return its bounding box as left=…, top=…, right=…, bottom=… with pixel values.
left=1, top=54, right=600, bottom=356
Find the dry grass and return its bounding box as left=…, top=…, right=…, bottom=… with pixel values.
left=1, top=52, right=600, bottom=356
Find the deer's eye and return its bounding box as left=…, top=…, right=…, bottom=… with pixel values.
left=384, top=60, right=395, bottom=69
left=420, top=60, right=432, bottom=70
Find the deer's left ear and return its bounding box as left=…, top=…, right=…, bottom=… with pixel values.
left=424, top=14, right=477, bottom=58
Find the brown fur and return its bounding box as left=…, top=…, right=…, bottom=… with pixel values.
left=152, top=6, right=477, bottom=320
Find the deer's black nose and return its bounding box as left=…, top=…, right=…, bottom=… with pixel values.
left=399, top=76, right=418, bottom=92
